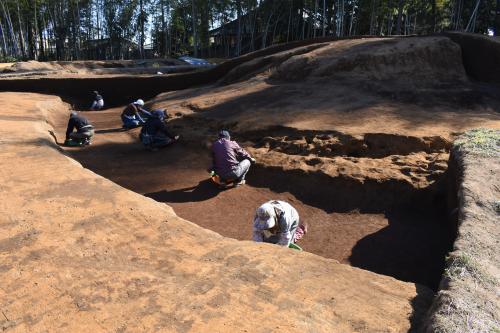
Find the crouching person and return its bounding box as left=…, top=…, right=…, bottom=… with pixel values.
left=253, top=200, right=307, bottom=249
left=121, top=99, right=150, bottom=129
left=90, top=91, right=104, bottom=110
left=139, top=110, right=179, bottom=150
left=65, top=111, right=94, bottom=146
left=211, top=130, right=255, bottom=187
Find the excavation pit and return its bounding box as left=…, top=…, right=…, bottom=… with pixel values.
left=57, top=106, right=457, bottom=291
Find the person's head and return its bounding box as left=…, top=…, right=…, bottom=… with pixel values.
left=70, top=111, right=78, bottom=118
left=93, top=90, right=99, bottom=96
left=133, top=99, right=145, bottom=107
left=254, top=202, right=277, bottom=230
left=151, top=109, right=165, bottom=120
left=218, top=130, right=230, bottom=140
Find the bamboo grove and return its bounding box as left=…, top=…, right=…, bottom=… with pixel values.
left=0, top=0, right=499, bottom=61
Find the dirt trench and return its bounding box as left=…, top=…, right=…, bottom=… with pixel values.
left=56, top=107, right=456, bottom=291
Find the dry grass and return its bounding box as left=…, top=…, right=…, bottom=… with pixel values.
left=454, top=128, right=500, bottom=157
left=444, top=253, right=496, bottom=286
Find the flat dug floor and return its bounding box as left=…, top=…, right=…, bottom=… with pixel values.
left=62, top=107, right=453, bottom=290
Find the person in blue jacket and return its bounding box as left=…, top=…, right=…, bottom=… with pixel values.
left=139, top=109, right=179, bottom=150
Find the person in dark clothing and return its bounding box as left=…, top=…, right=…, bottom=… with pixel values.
left=210, top=130, right=255, bottom=186
left=121, top=99, right=151, bottom=129
left=65, top=111, right=94, bottom=145
left=90, top=91, right=104, bottom=110
left=139, top=109, right=179, bottom=150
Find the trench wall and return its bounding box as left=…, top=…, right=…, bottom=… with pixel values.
left=444, top=32, right=500, bottom=84
left=423, top=129, right=500, bottom=332
left=0, top=35, right=386, bottom=107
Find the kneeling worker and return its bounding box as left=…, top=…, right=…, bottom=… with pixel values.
left=121, top=99, right=150, bottom=129
left=65, top=111, right=94, bottom=146
left=253, top=200, right=307, bottom=248
left=90, top=90, right=104, bottom=110
left=211, top=130, right=255, bottom=186
left=140, top=109, right=179, bottom=150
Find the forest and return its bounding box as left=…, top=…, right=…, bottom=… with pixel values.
left=0, top=0, right=499, bottom=61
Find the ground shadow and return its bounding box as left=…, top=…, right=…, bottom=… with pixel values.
left=348, top=208, right=454, bottom=291
left=145, top=179, right=220, bottom=203
left=95, top=127, right=127, bottom=134
left=408, top=284, right=435, bottom=332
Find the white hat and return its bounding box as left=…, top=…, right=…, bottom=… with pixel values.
left=134, top=99, right=145, bottom=106
left=254, top=202, right=276, bottom=230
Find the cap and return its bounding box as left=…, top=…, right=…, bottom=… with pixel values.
left=218, top=130, right=230, bottom=139
left=70, top=111, right=78, bottom=118
left=134, top=99, right=145, bottom=106
left=152, top=109, right=165, bottom=119
left=254, top=202, right=276, bottom=230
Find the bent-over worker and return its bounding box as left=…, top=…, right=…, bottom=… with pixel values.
left=66, top=111, right=94, bottom=145
left=139, top=109, right=179, bottom=150
left=90, top=91, right=104, bottom=110
left=121, top=99, right=150, bottom=129
left=211, top=130, right=255, bottom=186
left=253, top=200, right=307, bottom=247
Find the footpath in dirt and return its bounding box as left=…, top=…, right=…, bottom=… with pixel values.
left=0, top=92, right=432, bottom=332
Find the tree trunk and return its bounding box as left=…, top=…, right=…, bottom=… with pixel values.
left=396, top=0, right=404, bottom=35
left=0, top=0, right=19, bottom=57
left=16, top=1, right=26, bottom=58
left=191, top=0, right=198, bottom=57
left=236, top=1, right=241, bottom=56
left=369, top=0, right=376, bottom=34
left=495, top=0, right=500, bottom=36
left=312, top=0, right=318, bottom=38
left=140, top=0, right=145, bottom=58
left=322, top=0, right=326, bottom=36
left=431, top=0, right=436, bottom=32
left=0, top=17, right=7, bottom=57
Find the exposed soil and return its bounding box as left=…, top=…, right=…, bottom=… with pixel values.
left=1, top=92, right=433, bottom=333
left=0, top=58, right=195, bottom=76
left=49, top=36, right=500, bottom=293
left=57, top=107, right=452, bottom=290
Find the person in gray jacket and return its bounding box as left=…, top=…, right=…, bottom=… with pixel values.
left=253, top=200, right=306, bottom=247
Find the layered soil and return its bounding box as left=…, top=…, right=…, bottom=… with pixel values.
left=0, top=92, right=432, bottom=332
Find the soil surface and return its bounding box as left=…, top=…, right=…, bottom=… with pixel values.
left=58, top=106, right=451, bottom=290
left=0, top=92, right=432, bottom=332
left=2, top=36, right=500, bottom=331
left=54, top=37, right=500, bottom=291
left=0, top=59, right=205, bottom=77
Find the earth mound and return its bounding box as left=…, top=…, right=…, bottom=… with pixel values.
left=1, top=58, right=196, bottom=76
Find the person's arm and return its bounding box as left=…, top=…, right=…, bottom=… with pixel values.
left=275, top=213, right=293, bottom=246
left=232, top=141, right=251, bottom=160
left=132, top=105, right=145, bottom=122
left=138, top=107, right=151, bottom=117
left=253, top=229, right=264, bottom=242
left=159, top=121, right=176, bottom=139
left=65, top=118, right=75, bottom=139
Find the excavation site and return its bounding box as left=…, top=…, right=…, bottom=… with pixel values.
left=1, top=34, right=499, bottom=332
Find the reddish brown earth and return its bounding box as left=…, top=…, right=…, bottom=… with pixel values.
left=58, top=106, right=450, bottom=291
left=2, top=36, right=500, bottom=331
left=0, top=93, right=433, bottom=332
left=53, top=37, right=500, bottom=292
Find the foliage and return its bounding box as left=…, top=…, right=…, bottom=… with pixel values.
left=0, top=0, right=498, bottom=61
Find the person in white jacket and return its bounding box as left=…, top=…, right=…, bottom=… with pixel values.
left=90, top=91, right=104, bottom=110
left=253, top=200, right=303, bottom=247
